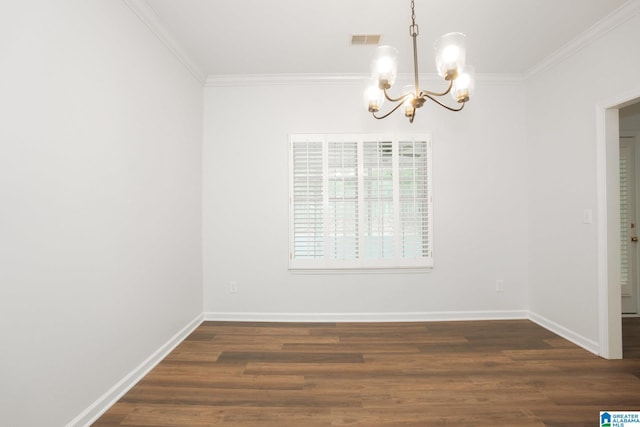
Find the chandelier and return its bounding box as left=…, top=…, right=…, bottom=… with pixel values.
left=365, top=0, right=475, bottom=123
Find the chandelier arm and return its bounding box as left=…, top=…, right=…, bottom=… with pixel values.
left=383, top=87, right=414, bottom=104
left=422, top=93, right=466, bottom=112
left=419, top=80, right=453, bottom=98
left=372, top=100, right=407, bottom=120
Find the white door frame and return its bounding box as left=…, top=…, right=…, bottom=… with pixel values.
left=596, top=87, right=640, bottom=359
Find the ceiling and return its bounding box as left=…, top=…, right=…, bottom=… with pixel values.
left=144, top=0, right=628, bottom=78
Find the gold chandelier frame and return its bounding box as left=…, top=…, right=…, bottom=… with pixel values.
left=366, top=0, right=475, bottom=123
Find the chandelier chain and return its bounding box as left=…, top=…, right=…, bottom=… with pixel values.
left=411, top=0, right=416, bottom=25
left=409, top=0, right=418, bottom=37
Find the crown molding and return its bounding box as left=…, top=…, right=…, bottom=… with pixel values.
left=122, top=0, right=206, bottom=85
left=524, top=0, right=640, bottom=80
left=205, top=72, right=524, bottom=88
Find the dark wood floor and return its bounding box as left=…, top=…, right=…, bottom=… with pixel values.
left=94, top=319, right=640, bottom=427
left=624, top=316, right=640, bottom=358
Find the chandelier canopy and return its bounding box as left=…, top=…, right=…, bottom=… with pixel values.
left=365, top=0, right=475, bottom=123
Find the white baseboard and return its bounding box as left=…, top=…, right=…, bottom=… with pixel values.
left=66, top=313, right=203, bottom=427
left=203, top=310, right=528, bottom=323
left=528, top=311, right=600, bottom=355
left=206, top=311, right=602, bottom=356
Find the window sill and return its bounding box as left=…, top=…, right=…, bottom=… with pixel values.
left=288, top=266, right=433, bottom=275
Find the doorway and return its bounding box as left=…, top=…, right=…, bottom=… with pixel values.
left=619, top=103, right=640, bottom=358
left=597, top=92, right=640, bottom=360
left=619, top=134, right=639, bottom=315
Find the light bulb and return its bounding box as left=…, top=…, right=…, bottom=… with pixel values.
left=451, top=65, right=475, bottom=103
left=441, top=45, right=460, bottom=63
left=456, top=73, right=470, bottom=88
left=364, top=83, right=384, bottom=112
left=371, top=46, right=399, bottom=89
left=377, top=57, right=393, bottom=74
left=402, top=86, right=416, bottom=117
left=434, top=32, right=466, bottom=80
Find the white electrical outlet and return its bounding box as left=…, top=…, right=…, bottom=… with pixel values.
left=229, top=281, right=238, bottom=294
left=496, top=280, right=504, bottom=292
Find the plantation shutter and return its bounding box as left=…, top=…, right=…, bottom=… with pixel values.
left=620, top=139, right=635, bottom=293
left=290, top=137, right=324, bottom=263
left=398, top=139, right=431, bottom=258
left=289, top=134, right=433, bottom=269
left=363, top=140, right=395, bottom=259
left=327, top=139, right=359, bottom=260
left=620, top=148, right=630, bottom=288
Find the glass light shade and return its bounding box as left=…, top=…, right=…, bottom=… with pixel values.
left=434, top=32, right=466, bottom=80
left=402, top=85, right=416, bottom=117
left=372, top=45, right=399, bottom=89
left=364, top=83, right=384, bottom=112
left=451, top=65, right=475, bottom=103
left=404, top=102, right=415, bottom=118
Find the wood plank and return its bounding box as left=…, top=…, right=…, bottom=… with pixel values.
left=624, top=317, right=640, bottom=358
left=216, top=351, right=364, bottom=364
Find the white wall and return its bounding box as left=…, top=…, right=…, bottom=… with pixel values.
left=0, top=1, right=203, bottom=425
left=525, top=11, right=640, bottom=347
left=203, top=78, right=528, bottom=318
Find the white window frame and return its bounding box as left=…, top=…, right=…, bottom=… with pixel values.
left=288, top=133, right=433, bottom=270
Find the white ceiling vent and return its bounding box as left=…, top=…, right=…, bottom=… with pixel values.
left=351, top=34, right=381, bottom=45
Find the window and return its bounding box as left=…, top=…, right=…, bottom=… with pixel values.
left=289, top=134, right=433, bottom=269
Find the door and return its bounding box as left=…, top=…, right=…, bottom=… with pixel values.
left=620, top=137, right=639, bottom=314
